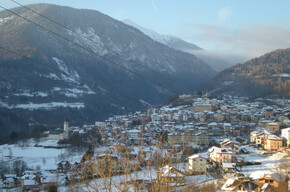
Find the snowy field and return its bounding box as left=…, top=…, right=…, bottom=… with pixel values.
left=0, top=139, right=85, bottom=171
left=58, top=165, right=213, bottom=192
left=237, top=146, right=290, bottom=177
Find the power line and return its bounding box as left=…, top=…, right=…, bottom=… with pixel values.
left=0, top=45, right=147, bottom=106
left=8, top=0, right=189, bottom=91
left=0, top=4, right=179, bottom=95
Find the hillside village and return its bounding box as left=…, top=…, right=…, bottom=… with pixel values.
left=1, top=94, right=290, bottom=191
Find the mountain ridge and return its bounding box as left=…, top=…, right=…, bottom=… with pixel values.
left=201, top=48, right=290, bottom=98
left=0, top=3, right=216, bottom=135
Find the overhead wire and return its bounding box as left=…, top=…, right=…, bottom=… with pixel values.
left=8, top=0, right=190, bottom=92
left=0, top=45, right=147, bottom=106
left=0, top=4, right=179, bottom=95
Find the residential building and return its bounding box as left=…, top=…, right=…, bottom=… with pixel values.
left=160, top=165, right=185, bottom=184
left=265, top=107, right=274, bottom=119
left=250, top=171, right=286, bottom=188
left=281, top=127, right=290, bottom=147
left=264, top=135, right=283, bottom=150
left=209, top=147, right=234, bottom=167
left=188, top=155, right=207, bottom=174
left=127, top=129, right=141, bottom=138
left=266, top=122, right=279, bottom=134
left=194, top=103, right=213, bottom=112
left=222, top=163, right=236, bottom=173
left=221, top=179, right=267, bottom=192
left=167, top=132, right=209, bottom=145
left=223, top=123, right=232, bottom=132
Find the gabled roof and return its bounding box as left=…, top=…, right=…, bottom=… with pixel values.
left=188, top=154, right=206, bottom=160
left=221, top=179, right=261, bottom=191
left=222, top=163, right=236, bottom=169
left=23, top=179, right=40, bottom=186
left=161, top=165, right=184, bottom=178
left=250, top=171, right=286, bottom=182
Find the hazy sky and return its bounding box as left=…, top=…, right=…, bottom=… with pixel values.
left=2, top=0, right=290, bottom=59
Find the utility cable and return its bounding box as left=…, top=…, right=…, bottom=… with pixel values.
left=0, top=4, right=179, bottom=95
left=0, top=45, right=149, bottom=106
left=8, top=0, right=189, bottom=91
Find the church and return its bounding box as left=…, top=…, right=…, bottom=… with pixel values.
left=45, top=118, right=69, bottom=140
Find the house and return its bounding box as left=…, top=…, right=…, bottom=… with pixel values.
left=222, top=163, right=236, bottom=173
left=96, top=154, right=120, bottom=174
left=57, top=161, right=71, bottom=173
left=264, top=107, right=274, bottom=119
left=71, top=162, right=81, bottom=173
left=250, top=129, right=271, bottom=145
left=194, top=103, right=213, bottom=112
left=3, top=177, right=21, bottom=189
left=209, top=147, right=234, bottom=167
left=22, top=179, right=41, bottom=191
left=141, top=115, right=151, bottom=123
left=167, top=132, right=209, bottom=146
left=281, top=127, right=290, bottom=147
left=266, top=122, right=279, bottom=134
left=40, top=175, right=58, bottom=190
left=250, top=171, right=287, bottom=188
left=221, top=178, right=267, bottom=192
left=220, top=139, right=239, bottom=151
left=188, top=154, right=207, bottom=175
left=264, top=135, right=283, bottom=150
left=160, top=165, right=185, bottom=184
left=208, top=122, right=218, bottom=128
left=223, top=123, right=232, bottom=133
left=232, top=127, right=241, bottom=136
left=127, top=129, right=141, bottom=138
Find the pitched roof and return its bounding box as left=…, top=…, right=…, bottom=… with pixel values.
left=221, top=179, right=261, bottom=191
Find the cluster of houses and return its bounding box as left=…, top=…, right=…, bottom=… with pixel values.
left=1, top=171, right=57, bottom=191
left=1, top=95, right=290, bottom=191
left=251, top=125, right=290, bottom=152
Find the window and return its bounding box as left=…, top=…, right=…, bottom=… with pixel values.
left=270, top=180, right=273, bottom=183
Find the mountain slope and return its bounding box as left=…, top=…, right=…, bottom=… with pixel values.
left=202, top=48, right=290, bottom=98
left=122, top=19, right=236, bottom=72
left=0, top=4, right=216, bottom=135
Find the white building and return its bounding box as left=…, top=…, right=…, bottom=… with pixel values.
left=188, top=154, right=207, bottom=174
left=45, top=118, right=69, bottom=140
left=127, top=129, right=141, bottom=138
left=281, top=127, right=290, bottom=147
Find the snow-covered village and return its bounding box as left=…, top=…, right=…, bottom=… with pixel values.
left=1, top=1, right=290, bottom=192
left=0, top=94, right=290, bottom=191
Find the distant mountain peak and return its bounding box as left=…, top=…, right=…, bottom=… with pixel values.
left=121, top=19, right=240, bottom=72
left=121, top=19, right=202, bottom=51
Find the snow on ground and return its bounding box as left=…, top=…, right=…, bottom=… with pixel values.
left=14, top=91, right=48, bottom=97
left=0, top=16, right=14, bottom=24
left=0, top=139, right=85, bottom=171
left=0, top=100, right=9, bottom=108
left=43, top=73, right=60, bottom=80
left=59, top=165, right=213, bottom=192
left=52, top=57, right=80, bottom=83
left=7, top=102, right=85, bottom=110
left=60, top=88, right=95, bottom=98
left=68, top=28, right=108, bottom=56
left=238, top=150, right=290, bottom=177
left=52, top=57, right=70, bottom=75
left=51, top=85, right=95, bottom=98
